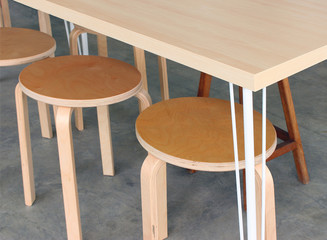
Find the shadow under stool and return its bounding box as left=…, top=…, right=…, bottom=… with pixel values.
left=136, top=97, right=277, bottom=240
left=15, top=55, right=151, bottom=240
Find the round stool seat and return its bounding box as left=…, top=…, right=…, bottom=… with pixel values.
left=19, top=55, right=142, bottom=107
left=0, top=28, right=56, bottom=66
left=136, top=97, right=277, bottom=172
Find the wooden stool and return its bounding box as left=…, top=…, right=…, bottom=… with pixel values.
left=15, top=55, right=151, bottom=240
left=197, top=73, right=309, bottom=184
left=68, top=25, right=109, bottom=131
left=136, top=97, right=277, bottom=240
left=1, top=0, right=56, bottom=138
left=68, top=25, right=169, bottom=129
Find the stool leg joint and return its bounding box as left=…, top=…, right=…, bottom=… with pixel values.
left=135, top=89, right=152, bottom=112
left=141, top=154, right=167, bottom=240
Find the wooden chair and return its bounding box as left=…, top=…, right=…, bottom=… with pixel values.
left=0, top=0, right=56, bottom=139
left=15, top=55, right=151, bottom=240
left=197, top=73, right=309, bottom=185
left=136, top=97, right=277, bottom=240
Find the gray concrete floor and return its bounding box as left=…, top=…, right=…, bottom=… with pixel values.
left=1, top=1, right=327, bottom=239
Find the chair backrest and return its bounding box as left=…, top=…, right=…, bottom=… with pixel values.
left=0, top=0, right=12, bottom=27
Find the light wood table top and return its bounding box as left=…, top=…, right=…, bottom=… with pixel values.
left=14, top=0, right=327, bottom=91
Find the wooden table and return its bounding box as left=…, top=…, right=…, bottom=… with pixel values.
left=13, top=0, right=327, bottom=239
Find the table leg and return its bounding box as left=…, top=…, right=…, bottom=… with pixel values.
left=55, top=106, right=82, bottom=240
left=243, top=88, right=257, bottom=240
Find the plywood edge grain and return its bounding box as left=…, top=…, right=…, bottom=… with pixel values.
left=135, top=130, right=277, bottom=172
left=253, top=45, right=327, bottom=91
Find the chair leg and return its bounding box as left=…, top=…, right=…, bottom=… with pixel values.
left=158, top=56, right=169, bottom=101
left=74, top=108, right=84, bottom=131
left=37, top=101, right=53, bottom=138
left=197, top=72, right=212, bottom=97
left=141, top=154, right=168, bottom=240
left=278, top=78, right=309, bottom=184
left=135, top=89, right=152, bottom=112
left=15, top=84, right=35, bottom=206
left=55, top=106, right=82, bottom=240
left=97, top=105, right=114, bottom=176
left=255, top=164, right=276, bottom=240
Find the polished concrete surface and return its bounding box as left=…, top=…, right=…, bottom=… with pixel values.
left=1, top=1, right=327, bottom=239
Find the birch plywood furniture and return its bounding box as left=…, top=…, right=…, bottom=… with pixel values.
left=0, top=0, right=56, bottom=138
left=15, top=55, right=151, bottom=240
left=12, top=0, right=327, bottom=238
left=69, top=24, right=108, bottom=131
left=69, top=24, right=169, bottom=131
left=136, top=97, right=277, bottom=240
left=197, top=75, right=309, bottom=184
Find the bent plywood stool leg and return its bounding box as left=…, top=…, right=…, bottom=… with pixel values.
left=56, top=106, right=82, bottom=240
left=255, top=164, right=276, bottom=240
left=15, top=84, right=35, bottom=206
left=158, top=56, right=169, bottom=101
left=141, top=154, right=168, bottom=240
left=69, top=27, right=85, bottom=131
left=37, top=11, right=54, bottom=138
left=135, top=89, right=152, bottom=112
left=37, top=101, right=53, bottom=138
left=97, top=105, right=114, bottom=176
left=96, top=89, right=151, bottom=177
